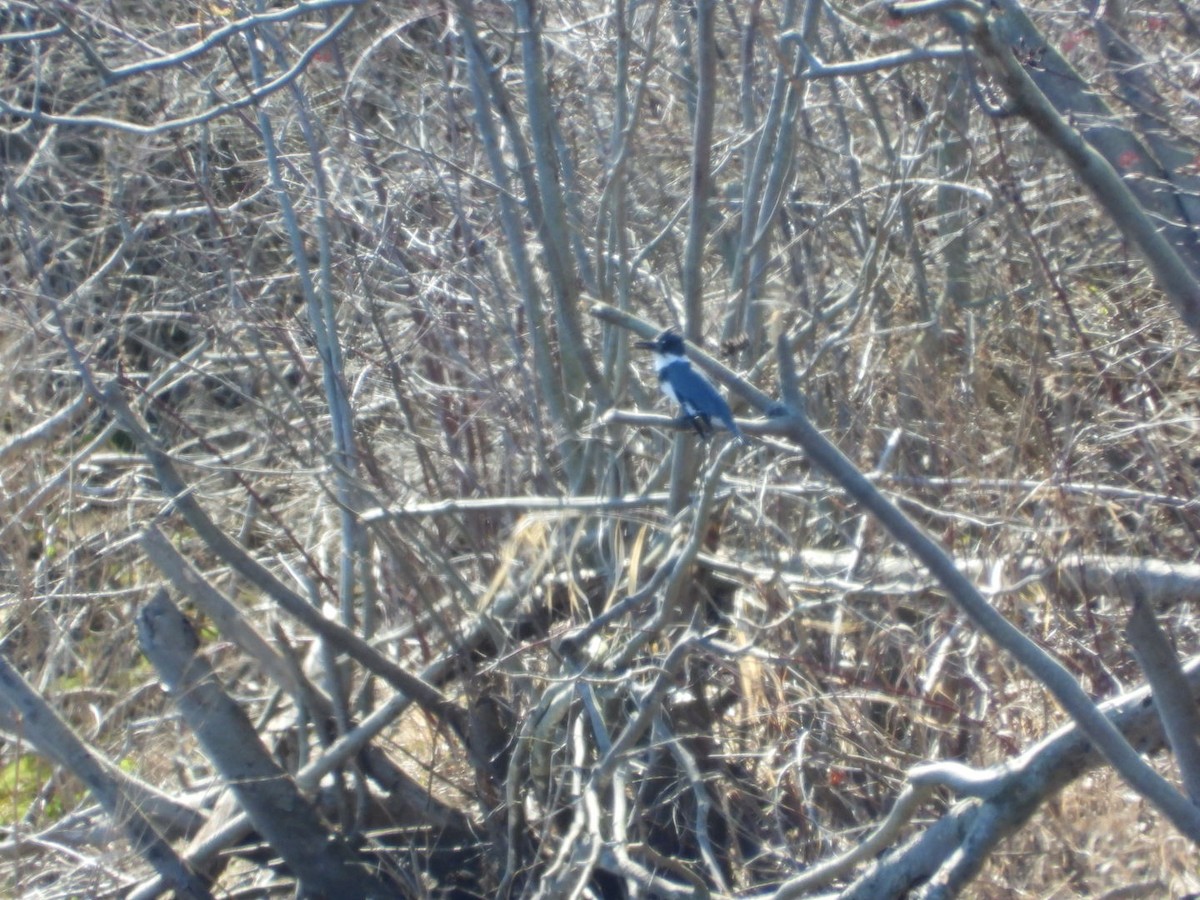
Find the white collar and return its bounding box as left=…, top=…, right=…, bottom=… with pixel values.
left=654, top=352, right=688, bottom=372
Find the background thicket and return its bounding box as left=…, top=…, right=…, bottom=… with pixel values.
left=1, top=0, right=1200, bottom=897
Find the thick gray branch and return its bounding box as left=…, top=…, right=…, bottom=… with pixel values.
left=709, top=546, right=1200, bottom=608
left=141, top=525, right=474, bottom=835
left=136, top=590, right=400, bottom=899
left=774, top=336, right=1200, bottom=842
left=1126, top=594, right=1200, bottom=804
left=893, top=0, right=1200, bottom=335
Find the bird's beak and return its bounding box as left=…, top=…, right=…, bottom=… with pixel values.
left=634, top=340, right=657, bottom=350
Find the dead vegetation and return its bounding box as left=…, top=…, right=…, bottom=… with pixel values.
left=1, top=0, right=1200, bottom=897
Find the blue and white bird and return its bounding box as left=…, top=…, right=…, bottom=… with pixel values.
left=635, top=330, right=745, bottom=443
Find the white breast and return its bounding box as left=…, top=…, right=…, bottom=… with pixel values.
left=654, top=354, right=688, bottom=408
left=659, top=377, right=680, bottom=406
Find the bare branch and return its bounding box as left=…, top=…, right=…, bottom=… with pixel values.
left=0, top=653, right=212, bottom=899
left=835, top=656, right=1200, bottom=898
left=102, top=0, right=362, bottom=82
left=682, top=0, right=718, bottom=336
left=603, top=408, right=760, bottom=440
left=779, top=33, right=965, bottom=78
left=136, top=590, right=400, bottom=899
left=702, top=544, right=1200, bottom=607
left=0, top=7, right=356, bottom=135
left=362, top=490, right=674, bottom=523
left=0, top=393, right=90, bottom=466
left=775, top=334, right=1200, bottom=842
left=140, top=525, right=326, bottom=715
left=99, top=382, right=470, bottom=743
left=1126, top=592, right=1200, bottom=804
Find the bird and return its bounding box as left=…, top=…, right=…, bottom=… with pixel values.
left=635, top=329, right=745, bottom=443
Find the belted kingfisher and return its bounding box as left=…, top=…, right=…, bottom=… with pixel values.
left=635, top=330, right=745, bottom=442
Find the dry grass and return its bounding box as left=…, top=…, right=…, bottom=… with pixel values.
left=980, top=763, right=1200, bottom=898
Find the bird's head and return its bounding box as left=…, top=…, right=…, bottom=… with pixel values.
left=634, top=329, right=686, bottom=358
